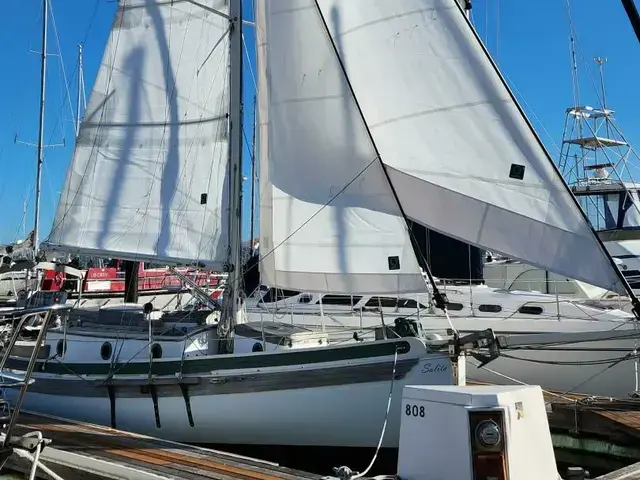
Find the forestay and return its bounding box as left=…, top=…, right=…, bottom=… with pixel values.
left=257, top=0, right=626, bottom=294
left=256, top=0, right=425, bottom=295
left=45, top=0, right=231, bottom=268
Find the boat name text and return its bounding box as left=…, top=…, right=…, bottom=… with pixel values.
left=421, top=362, right=448, bottom=374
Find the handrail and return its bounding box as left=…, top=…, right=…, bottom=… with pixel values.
left=0, top=303, right=70, bottom=479
left=1, top=303, right=72, bottom=319
left=0, top=304, right=72, bottom=445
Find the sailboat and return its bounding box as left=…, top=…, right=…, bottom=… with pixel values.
left=4, top=0, right=640, bottom=449
left=0, top=0, right=472, bottom=451
left=247, top=0, right=640, bottom=399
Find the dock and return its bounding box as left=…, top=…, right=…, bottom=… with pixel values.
left=4, top=398, right=640, bottom=479
left=547, top=391, right=640, bottom=474
left=5, top=410, right=321, bottom=480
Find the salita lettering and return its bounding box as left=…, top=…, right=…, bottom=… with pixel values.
left=421, top=362, right=448, bottom=374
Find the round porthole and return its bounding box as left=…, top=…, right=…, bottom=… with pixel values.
left=100, top=342, right=113, bottom=360
left=151, top=343, right=163, bottom=359
left=252, top=342, right=264, bottom=352
left=56, top=339, right=67, bottom=356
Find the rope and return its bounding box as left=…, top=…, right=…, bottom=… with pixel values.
left=333, top=347, right=399, bottom=480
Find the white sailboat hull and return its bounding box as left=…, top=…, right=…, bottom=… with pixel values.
left=248, top=311, right=640, bottom=398
left=5, top=337, right=456, bottom=448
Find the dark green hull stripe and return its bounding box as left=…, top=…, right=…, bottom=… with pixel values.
left=8, top=339, right=412, bottom=376
left=18, top=359, right=418, bottom=398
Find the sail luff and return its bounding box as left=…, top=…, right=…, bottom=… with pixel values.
left=44, top=0, right=232, bottom=268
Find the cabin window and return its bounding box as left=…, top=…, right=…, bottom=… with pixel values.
left=260, top=288, right=300, bottom=303
left=364, top=297, right=427, bottom=309
left=145, top=263, right=167, bottom=269
left=578, top=190, right=640, bottom=231
left=56, top=339, right=67, bottom=357
left=298, top=293, right=314, bottom=304
left=366, top=297, right=398, bottom=308
left=446, top=302, right=464, bottom=311
left=252, top=342, right=264, bottom=352
left=321, top=295, right=362, bottom=305
left=478, top=304, right=502, bottom=313
left=398, top=299, right=427, bottom=309
left=151, top=343, right=163, bottom=359
left=518, top=305, right=543, bottom=315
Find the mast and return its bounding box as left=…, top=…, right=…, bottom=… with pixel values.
left=249, top=94, right=257, bottom=246
left=34, top=0, right=49, bottom=253
left=218, top=0, right=244, bottom=354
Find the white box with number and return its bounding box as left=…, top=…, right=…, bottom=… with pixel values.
left=397, top=384, right=558, bottom=480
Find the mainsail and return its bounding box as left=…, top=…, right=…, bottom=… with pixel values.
left=45, top=0, right=231, bottom=268
left=256, top=0, right=626, bottom=295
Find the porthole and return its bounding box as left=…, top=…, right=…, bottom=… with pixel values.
left=518, top=305, right=543, bottom=315
left=56, top=339, right=67, bottom=357
left=151, top=343, right=163, bottom=359
left=100, top=342, right=113, bottom=360
left=478, top=304, right=502, bottom=313
left=252, top=342, right=264, bottom=352
left=446, top=302, right=464, bottom=311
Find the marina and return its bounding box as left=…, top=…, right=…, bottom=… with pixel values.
left=1, top=0, right=640, bottom=479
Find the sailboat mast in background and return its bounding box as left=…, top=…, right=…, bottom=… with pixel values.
left=34, top=0, right=49, bottom=252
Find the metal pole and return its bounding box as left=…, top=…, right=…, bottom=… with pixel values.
left=249, top=94, right=257, bottom=246
left=217, top=0, right=244, bottom=354
left=34, top=0, right=49, bottom=251
left=75, top=44, right=83, bottom=137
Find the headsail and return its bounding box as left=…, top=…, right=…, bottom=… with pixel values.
left=45, top=0, right=231, bottom=268
left=256, top=0, right=425, bottom=295
left=257, top=0, right=626, bottom=294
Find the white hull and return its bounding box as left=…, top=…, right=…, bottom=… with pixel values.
left=5, top=337, right=456, bottom=448
left=246, top=310, right=640, bottom=398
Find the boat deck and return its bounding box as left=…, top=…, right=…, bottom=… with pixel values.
left=6, top=411, right=322, bottom=480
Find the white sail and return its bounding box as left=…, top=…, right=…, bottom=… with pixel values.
left=257, top=0, right=625, bottom=294
left=256, top=0, right=425, bottom=294
left=45, top=0, right=231, bottom=268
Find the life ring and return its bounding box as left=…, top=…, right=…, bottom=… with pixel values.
left=53, top=272, right=64, bottom=288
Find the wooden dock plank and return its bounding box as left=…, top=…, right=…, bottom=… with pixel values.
left=8, top=411, right=321, bottom=480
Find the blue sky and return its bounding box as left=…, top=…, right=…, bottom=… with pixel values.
left=0, top=0, right=638, bottom=245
